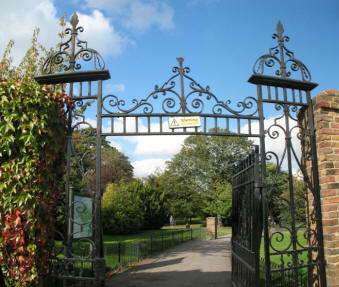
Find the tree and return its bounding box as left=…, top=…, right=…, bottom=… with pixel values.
left=164, top=131, right=253, bottom=223
left=155, top=171, right=202, bottom=223
left=136, top=176, right=168, bottom=229
left=71, top=128, right=133, bottom=192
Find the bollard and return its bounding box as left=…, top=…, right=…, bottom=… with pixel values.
left=118, top=242, right=121, bottom=264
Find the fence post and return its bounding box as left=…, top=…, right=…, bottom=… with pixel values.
left=150, top=235, right=152, bottom=255
left=191, top=228, right=192, bottom=240
left=181, top=230, right=183, bottom=242
left=171, top=231, right=174, bottom=246
left=161, top=234, right=164, bottom=250
left=118, top=242, right=121, bottom=264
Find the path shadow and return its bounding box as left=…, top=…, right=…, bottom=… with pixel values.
left=129, top=257, right=185, bottom=272
left=106, top=270, right=232, bottom=287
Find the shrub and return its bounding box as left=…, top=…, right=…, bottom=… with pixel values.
left=102, top=182, right=144, bottom=234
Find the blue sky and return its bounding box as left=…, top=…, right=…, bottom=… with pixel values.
left=1, top=0, right=339, bottom=177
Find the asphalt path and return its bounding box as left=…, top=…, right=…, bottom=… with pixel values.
left=106, top=235, right=232, bottom=287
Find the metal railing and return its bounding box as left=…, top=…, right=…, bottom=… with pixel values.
left=104, top=228, right=202, bottom=270
left=259, top=257, right=309, bottom=286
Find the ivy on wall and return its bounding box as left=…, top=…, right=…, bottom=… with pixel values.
left=0, top=20, right=70, bottom=286
left=0, top=80, right=69, bottom=286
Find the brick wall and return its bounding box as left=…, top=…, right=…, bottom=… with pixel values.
left=311, top=89, right=339, bottom=287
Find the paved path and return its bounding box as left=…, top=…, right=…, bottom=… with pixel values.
left=106, top=236, right=232, bottom=287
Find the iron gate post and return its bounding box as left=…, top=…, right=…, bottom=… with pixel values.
left=35, top=12, right=110, bottom=286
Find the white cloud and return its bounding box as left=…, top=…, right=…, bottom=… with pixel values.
left=85, top=0, right=174, bottom=31
left=124, top=118, right=187, bottom=156
left=106, top=137, right=123, bottom=151
left=0, top=0, right=60, bottom=65
left=132, top=158, right=168, bottom=178
left=104, top=82, right=126, bottom=93
left=0, top=2, right=130, bottom=67
left=77, top=10, right=130, bottom=56
left=124, top=1, right=174, bottom=31
left=134, top=135, right=186, bottom=156
left=189, top=0, right=220, bottom=5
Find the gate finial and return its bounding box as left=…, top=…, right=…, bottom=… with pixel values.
left=276, top=20, right=284, bottom=37
left=70, top=12, right=79, bottom=29
left=251, top=21, right=312, bottom=82
left=35, top=11, right=108, bottom=82
left=176, top=57, right=184, bottom=66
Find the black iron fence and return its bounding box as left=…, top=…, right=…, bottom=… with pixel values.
left=259, top=258, right=308, bottom=286
left=104, top=228, right=202, bottom=270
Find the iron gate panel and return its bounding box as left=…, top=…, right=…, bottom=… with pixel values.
left=249, top=22, right=327, bottom=286
left=232, top=145, right=262, bottom=287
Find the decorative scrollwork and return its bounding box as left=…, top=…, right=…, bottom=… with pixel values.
left=253, top=21, right=311, bottom=81
left=41, top=13, right=105, bottom=74
left=103, top=58, right=258, bottom=116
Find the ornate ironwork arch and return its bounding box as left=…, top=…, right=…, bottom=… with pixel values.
left=102, top=57, right=260, bottom=137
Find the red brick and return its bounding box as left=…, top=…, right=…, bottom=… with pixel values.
left=321, top=189, right=337, bottom=197
left=322, top=218, right=339, bottom=226
left=318, top=128, right=339, bottom=135
left=318, top=147, right=333, bottom=155
left=320, top=176, right=335, bottom=184
left=322, top=210, right=339, bottom=219
left=324, top=198, right=339, bottom=205
left=325, top=169, right=339, bottom=175
left=322, top=205, right=338, bottom=212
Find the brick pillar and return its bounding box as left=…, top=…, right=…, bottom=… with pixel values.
left=206, top=217, right=217, bottom=240
left=311, top=89, right=339, bottom=287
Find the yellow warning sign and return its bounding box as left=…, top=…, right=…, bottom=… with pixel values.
left=168, top=116, right=201, bottom=129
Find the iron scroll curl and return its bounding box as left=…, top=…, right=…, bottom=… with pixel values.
left=41, top=13, right=105, bottom=74
left=102, top=58, right=258, bottom=116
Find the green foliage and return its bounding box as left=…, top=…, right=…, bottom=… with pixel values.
left=156, top=172, right=201, bottom=222
left=102, top=182, right=144, bottom=234
left=0, top=81, right=68, bottom=286
left=266, top=164, right=307, bottom=225
left=202, top=181, right=232, bottom=225
left=0, top=23, right=68, bottom=286
left=102, top=177, right=169, bottom=233
left=138, top=176, right=168, bottom=229
left=71, top=128, right=133, bottom=191
left=162, top=132, right=253, bottom=222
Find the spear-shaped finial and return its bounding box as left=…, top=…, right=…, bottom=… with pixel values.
left=70, top=12, right=79, bottom=29
left=276, top=20, right=284, bottom=37
left=176, top=57, right=184, bottom=68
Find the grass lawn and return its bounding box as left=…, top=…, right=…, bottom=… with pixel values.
left=260, top=229, right=308, bottom=266
left=260, top=228, right=310, bottom=285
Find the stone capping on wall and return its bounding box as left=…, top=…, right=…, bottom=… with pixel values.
left=310, top=89, right=339, bottom=287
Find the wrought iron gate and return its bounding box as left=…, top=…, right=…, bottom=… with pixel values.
left=33, top=13, right=327, bottom=287
left=232, top=145, right=262, bottom=286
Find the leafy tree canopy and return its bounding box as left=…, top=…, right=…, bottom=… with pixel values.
left=160, top=130, right=253, bottom=222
